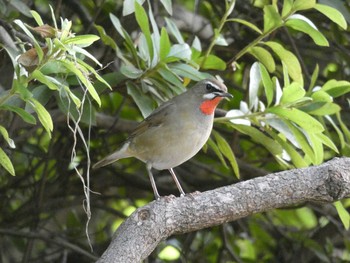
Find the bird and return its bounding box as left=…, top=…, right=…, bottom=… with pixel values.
left=93, top=79, right=232, bottom=199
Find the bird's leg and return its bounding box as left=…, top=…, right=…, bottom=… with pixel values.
left=168, top=168, right=186, bottom=197
left=146, top=163, right=161, bottom=200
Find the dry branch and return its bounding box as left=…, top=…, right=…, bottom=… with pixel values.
left=97, top=157, right=350, bottom=262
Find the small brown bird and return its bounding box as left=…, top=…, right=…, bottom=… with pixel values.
left=93, top=79, right=232, bottom=199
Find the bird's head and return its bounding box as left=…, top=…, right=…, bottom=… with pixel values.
left=192, top=79, right=233, bottom=115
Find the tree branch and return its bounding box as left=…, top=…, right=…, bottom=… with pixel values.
left=98, top=157, right=350, bottom=262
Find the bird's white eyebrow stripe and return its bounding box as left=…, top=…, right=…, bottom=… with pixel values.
left=205, top=81, right=220, bottom=90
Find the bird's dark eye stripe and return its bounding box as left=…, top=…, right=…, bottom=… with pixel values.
left=206, top=82, right=221, bottom=93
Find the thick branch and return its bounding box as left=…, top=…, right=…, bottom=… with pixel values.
left=97, top=157, right=350, bottom=262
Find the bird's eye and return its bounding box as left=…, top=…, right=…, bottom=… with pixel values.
left=206, top=83, right=214, bottom=91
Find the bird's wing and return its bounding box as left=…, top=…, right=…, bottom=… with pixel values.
left=129, top=101, right=176, bottom=139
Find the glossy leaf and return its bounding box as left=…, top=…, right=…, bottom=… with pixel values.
left=0, top=126, right=15, bottom=149
left=248, top=46, right=276, bottom=72
left=259, top=63, right=274, bottom=106
left=196, top=55, right=226, bottom=70
left=232, top=124, right=283, bottom=155
left=314, top=4, right=347, bottom=29
left=321, top=79, right=350, bottom=97
left=0, top=105, right=36, bottom=124
left=135, top=2, right=153, bottom=60
left=280, top=82, right=305, bottom=104
left=267, top=107, right=324, bottom=133
left=126, top=81, right=154, bottom=118
left=334, top=201, right=350, bottom=230
left=292, top=0, right=315, bottom=11
left=286, top=16, right=329, bottom=46
left=264, top=41, right=303, bottom=85
left=228, top=18, right=262, bottom=34
left=159, top=27, right=171, bottom=60
left=263, top=5, right=283, bottom=32
left=160, top=0, right=172, bottom=15
left=0, top=147, right=15, bottom=176
left=212, top=130, right=240, bottom=178
left=30, top=98, right=53, bottom=137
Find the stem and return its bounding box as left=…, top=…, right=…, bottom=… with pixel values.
left=200, top=0, right=236, bottom=68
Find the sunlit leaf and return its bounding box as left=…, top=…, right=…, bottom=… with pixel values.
left=280, top=82, right=305, bottom=104
left=0, top=147, right=15, bottom=176
left=264, top=41, right=303, bottom=85
left=263, top=5, right=283, bottom=32
left=314, top=4, right=347, bottom=29
left=286, top=15, right=329, bottom=46
left=248, top=46, right=276, bottom=72
left=212, top=130, right=240, bottom=178
left=30, top=98, right=53, bottom=137
left=334, top=201, right=350, bottom=230
left=228, top=18, right=262, bottom=34
left=267, top=107, right=324, bottom=133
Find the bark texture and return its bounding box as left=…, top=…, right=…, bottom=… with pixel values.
left=97, top=157, right=350, bottom=263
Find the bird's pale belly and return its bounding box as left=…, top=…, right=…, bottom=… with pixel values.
left=129, top=117, right=213, bottom=170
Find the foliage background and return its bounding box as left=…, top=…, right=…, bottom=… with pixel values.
left=0, top=0, right=350, bottom=262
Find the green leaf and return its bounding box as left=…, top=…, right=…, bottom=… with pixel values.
left=264, top=41, right=303, bottom=85
left=110, top=13, right=125, bottom=38
left=158, top=67, right=184, bottom=89
left=58, top=60, right=101, bottom=106
left=263, top=5, right=283, bottom=32
left=334, top=201, right=350, bottom=230
left=14, top=19, right=43, bottom=62
left=321, top=79, right=350, bottom=98
left=135, top=1, right=153, bottom=60
left=280, top=82, right=305, bottom=104
left=207, top=137, right=228, bottom=169
left=160, top=0, right=172, bottom=15
left=292, top=0, right=315, bottom=11
left=159, top=27, right=171, bottom=60
left=165, top=17, right=184, bottom=44
left=166, top=43, right=192, bottom=62
left=314, top=4, right=347, bottom=29
left=259, top=63, right=274, bottom=106
left=212, top=130, right=240, bottom=178
left=30, top=98, right=53, bottom=137
left=63, top=35, right=100, bottom=47
left=267, top=107, right=324, bottom=133
left=282, top=0, right=293, bottom=17
left=302, top=102, right=341, bottom=116
left=285, top=121, right=315, bottom=163
left=30, top=10, right=44, bottom=26
left=0, top=126, right=15, bottom=148
left=31, top=70, right=59, bottom=90
left=228, top=18, right=262, bottom=34
left=308, top=64, right=319, bottom=92
left=169, top=63, right=210, bottom=81
left=232, top=124, right=283, bottom=156
left=0, top=147, right=15, bottom=176
left=196, top=55, right=226, bottom=70
left=94, top=24, right=117, bottom=50
left=120, top=64, right=144, bottom=79
left=248, top=46, right=276, bottom=72
left=126, top=81, right=154, bottom=118
left=316, top=133, right=338, bottom=153
left=285, top=16, right=329, bottom=46
left=308, top=133, right=323, bottom=164
left=267, top=129, right=308, bottom=168
left=0, top=105, right=36, bottom=124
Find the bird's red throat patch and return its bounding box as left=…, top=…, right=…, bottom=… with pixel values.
left=200, top=97, right=223, bottom=115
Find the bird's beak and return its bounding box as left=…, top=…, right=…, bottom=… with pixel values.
left=217, top=92, right=233, bottom=99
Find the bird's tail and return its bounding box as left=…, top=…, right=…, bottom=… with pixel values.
left=92, top=142, right=131, bottom=169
